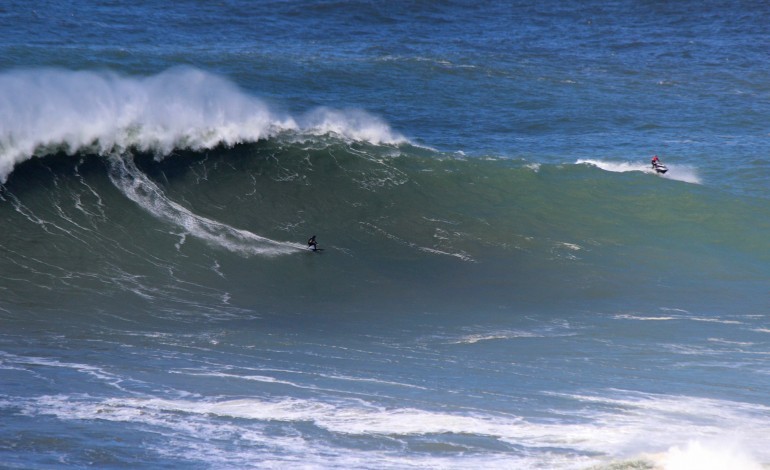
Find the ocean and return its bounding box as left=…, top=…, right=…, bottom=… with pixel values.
left=1, top=1, right=769, bottom=468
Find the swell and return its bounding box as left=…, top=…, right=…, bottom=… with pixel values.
left=4, top=138, right=769, bottom=265
left=2, top=138, right=769, bottom=322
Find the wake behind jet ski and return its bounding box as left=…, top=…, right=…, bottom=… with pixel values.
left=651, top=155, right=668, bottom=174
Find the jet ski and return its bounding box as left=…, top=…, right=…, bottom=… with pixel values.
left=652, top=162, right=668, bottom=174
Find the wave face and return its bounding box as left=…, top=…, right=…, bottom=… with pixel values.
left=1, top=67, right=769, bottom=315
left=2, top=107, right=769, bottom=318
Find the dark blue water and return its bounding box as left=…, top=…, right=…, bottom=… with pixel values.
left=1, top=1, right=769, bottom=468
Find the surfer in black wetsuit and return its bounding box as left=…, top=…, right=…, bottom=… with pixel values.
left=308, top=235, right=318, bottom=251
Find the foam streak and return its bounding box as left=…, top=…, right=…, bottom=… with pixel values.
left=107, top=156, right=302, bottom=256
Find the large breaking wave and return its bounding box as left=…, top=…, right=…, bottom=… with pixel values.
left=1, top=68, right=769, bottom=317
left=0, top=67, right=407, bottom=182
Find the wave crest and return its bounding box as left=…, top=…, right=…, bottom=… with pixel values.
left=0, top=67, right=406, bottom=182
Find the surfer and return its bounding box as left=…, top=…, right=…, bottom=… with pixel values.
left=308, top=235, right=318, bottom=251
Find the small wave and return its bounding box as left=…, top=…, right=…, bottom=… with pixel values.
left=450, top=330, right=542, bottom=345
left=172, top=371, right=306, bottom=388
left=0, top=67, right=407, bottom=182
left=375, top=54, right=478, bottom=71
left=614, top=314, right=677, bottom=321
left=614, top=313, right=743, bottom=325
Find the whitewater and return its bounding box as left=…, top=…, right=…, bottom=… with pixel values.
left=0, top=68, right=407, bottom=181
left=2, top=1, right=770, bottom=469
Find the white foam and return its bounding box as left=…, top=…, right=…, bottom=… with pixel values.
left=653, top=439, right=763, bottom=470
left=614, top=312, right=743, bottom=325
left=107, top=156, right=302, bottom=256
left=0, top=67, right=408, bottom=182
left=551, top=241, right=583, bottom=260
left=7, top=390, right=769, bottom=469
left=525, top=163, right=541, bottom=172
left=299, top=107, right=407, bottom=145
left=578, top=159, right=649, bottom=174
left=418, top=246, right=475, bottom=262
left=577, top=158, right=702, bottom=184
left=172, top=370, right=308, bottom=389
left=450, top=329, right=543, bottom=345
left=316, top=373, right=429, bottom=390
left=614, top=314, right=677, bottom=321
left=689, top=317, right=743, bottom=325
left=551, top=393, right=768, bottom=470
left=0, top=351, right=127, bottom=390
left=7, top=392, right=545, bottom=469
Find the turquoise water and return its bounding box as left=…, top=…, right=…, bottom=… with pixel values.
left=1, top=2, right=769, bottom=468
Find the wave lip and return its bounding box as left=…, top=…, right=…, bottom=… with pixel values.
left=0, top=67, right=407, bottom=182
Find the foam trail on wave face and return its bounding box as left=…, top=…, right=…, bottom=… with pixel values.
left=577, top=159, right=701, bottom=184
left=0, top=67, right=407, bottom=182
left=108, top=156, right=303, bottom=256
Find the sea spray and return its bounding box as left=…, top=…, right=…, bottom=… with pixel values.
left=0, top=67, right=407, bottom=182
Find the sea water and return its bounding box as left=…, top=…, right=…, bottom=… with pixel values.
left=1, top=1, right=769, bottom=468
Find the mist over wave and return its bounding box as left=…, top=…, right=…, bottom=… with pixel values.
left=0, top=67, right=407, bottom=182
